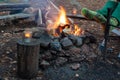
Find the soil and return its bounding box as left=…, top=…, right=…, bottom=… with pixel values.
left=0, top=0, right=120, bottom=80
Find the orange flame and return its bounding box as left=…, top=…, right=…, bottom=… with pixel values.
left=74, top=24, right=82, bottom=36
left=73, top=24, right=84, bottom=36
left=47, top=6, right=84, bottom=37
left=53, top=6, right=69, bottom=29
left=59, top=6, right=67, bottom=25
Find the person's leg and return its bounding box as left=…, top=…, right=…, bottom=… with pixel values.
left=97, top=0, right=118, bottom=17
left=81, top=8, right=106, bottom=24
left=111, top=2, right=120, bottom=27
left=81, top=0, right=118, bottom=24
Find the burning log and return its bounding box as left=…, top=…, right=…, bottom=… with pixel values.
left=55, top=24, right=71, bottom=36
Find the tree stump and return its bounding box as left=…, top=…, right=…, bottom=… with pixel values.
left=17, top=39, right=40, bottom=79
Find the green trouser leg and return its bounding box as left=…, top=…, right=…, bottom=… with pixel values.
left=111, top=2, right=120, bottom=27
left=81, top=0, right=118, bottom=22
left=81, top=0, right=119, bottom=28
left=81, top=7, right=119, bottom=30
left=97, top=0, right=118, bottom=17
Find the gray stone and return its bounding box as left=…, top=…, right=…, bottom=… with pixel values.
left=75, top=37, right=83, bottom=47
left=60, top=37, right=73, bottom=49
left=50, top=41, right=62, bottom=51
left=36, top=31, right=53, bottom=48
left=68, top=35, right=77, bottom=44
left=118, top=53, right=120, bottom=58
left=88, top=53, right=97, bottom=58
left=56, top=57, right=68, bottom=65
left=32, top=32, right=42, bottom=39
left=40, top=42, right=50, bottom=48
left=70, top=63, right=80, bottom=70
left=41, top=51, right=53, bottom=60
left=69, top=54, right=85, bottom=62
left=41, top=60, right=50, bottom=66
left=32, top=27, right=47, bottom=38
left=50, top=50, right=57, bottom=55
left=3, top=33, right=12, bottom=37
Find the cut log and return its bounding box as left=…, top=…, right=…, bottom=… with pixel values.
left=0, top=3, right=30, bottom=9
left=0, top=13, right=35, bottom=20
left=17, top=39, right=40, bottom=79
left=0, top=8, right=24, bottom=12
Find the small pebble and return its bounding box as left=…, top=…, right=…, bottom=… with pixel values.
left=75, top=73, right=79, bottom=77
left=118, top=72, right=120, bottom=75
left=1, top=30, right=4, bottom=33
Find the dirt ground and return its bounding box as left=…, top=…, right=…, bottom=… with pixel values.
left=0, top=0, right=120, bottom=80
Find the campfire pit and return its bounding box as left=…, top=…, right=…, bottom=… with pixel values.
left=31, top=0, right=98, bottom=52
left=30, top=0, right=98, bottom=69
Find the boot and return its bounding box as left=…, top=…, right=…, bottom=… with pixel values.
left=97, top=0, right=118, bottom=17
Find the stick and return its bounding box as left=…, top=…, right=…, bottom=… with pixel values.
left=47, top=0, right=60, bottom=12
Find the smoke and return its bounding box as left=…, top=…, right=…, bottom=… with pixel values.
left=29, top=0, right=59, bottom=26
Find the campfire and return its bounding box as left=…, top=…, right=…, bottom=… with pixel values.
left=46, top=6, right=84, bottom=37
left=32, top=4, right=97, bottom=51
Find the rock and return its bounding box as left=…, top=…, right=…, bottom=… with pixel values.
left=87, top=53, right=97, bottom=59
left=32, top=28, right=47, bottom=37
left=37, top=70, right=43, bottom=76
left=1, top=30, right=4, bottom=33
left=6, top=51, right=10, bottom=54
left=69, top=56, right=85, bottom=62
left=81, top=44, right=90, bottom=53
left=40, top=51, right=53, bottom=60
left=118, top=72, right=120, bottom=75
left=40, top=42, right=50, bottom=48
left=70, top=63, right=80, bottom=70
left=4, top=77, right=9, bottom=80
left=56, top=50, right=67, bottom=56
left=36, top=77, right=42, bottom=80
left=68, top=34, right=77, bottom=44
left=75, top=73, right=79, bottom=77
left=56, top=57, right=68, bottom=65
left=50, top=50, right=57, bottom=55
left=50, top=41, right=62, bottom=51
left=40, top=60, right=50, bottom=66
left=32, top=32, right=43, bottom=39
left=64, top=47, right=80, bottom=56
left=118, top=53, right=120, bottom=58
left=10, top=61, right=17, bottom=64
left=60, top=37, right=73, bottom=49
left=3, top=33, right=12, bottom=37
left=13, top=68, right=16, bottom=71
left=38, top=31, right=53, bottom=48
left=75, top=37, right=83, bottom=47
